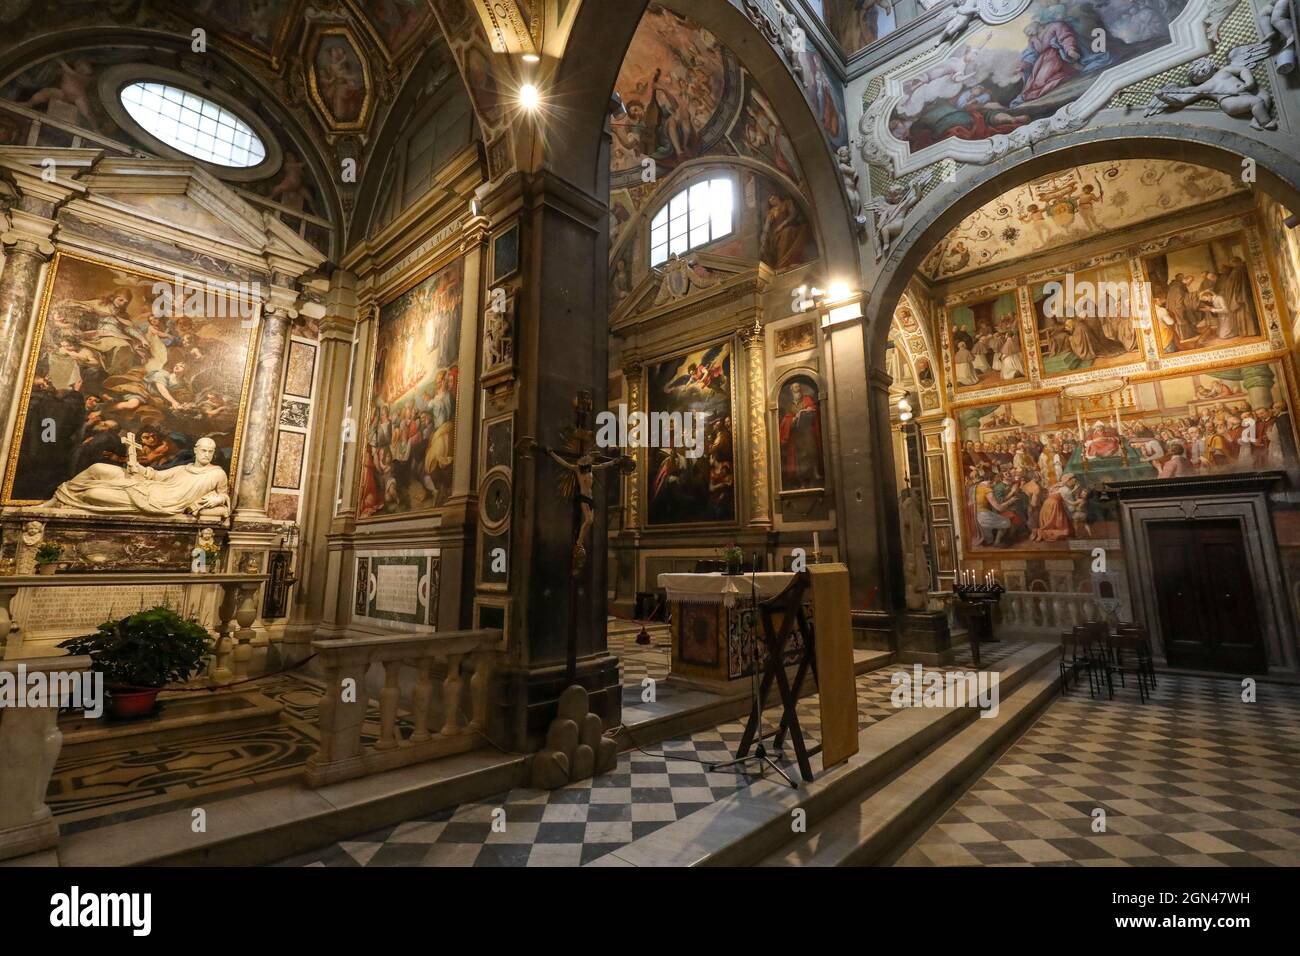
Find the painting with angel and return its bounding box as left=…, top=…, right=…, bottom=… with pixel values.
left=4, top=254, right=257, bottom=505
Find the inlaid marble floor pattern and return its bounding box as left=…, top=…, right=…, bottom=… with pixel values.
left=279, top=642, right=1032, bottom=867
left=895, top=673, right=1300, bottom=867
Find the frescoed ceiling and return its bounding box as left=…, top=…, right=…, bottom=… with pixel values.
left=920, top=159, right=1246, bottom=281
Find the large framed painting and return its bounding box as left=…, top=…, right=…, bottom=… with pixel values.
left=1141, top=232, right=1265, bottom=358
left=775, top=373, right=826, bottom=493
left=357, top=258, right=463, bottom=520
left=825, top=0, right=898, bottom=56
left=1031, top=261, right=1145, bottom=379
left=645, top=341, right=736, bottom=526
left=947, top=289, right=1027, bottom=394
left=955, top=360, right=1299, bottom=553
left=2, top=253, right=258, bottom=505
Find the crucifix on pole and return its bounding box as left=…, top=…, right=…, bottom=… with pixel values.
left=518, top=390, right=634, bottom=682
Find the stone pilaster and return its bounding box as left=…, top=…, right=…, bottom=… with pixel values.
left=742, top=319, right=772, bottom=529
left=0, top=222, right=55, bottom=447
left=234, top=306, right=291, bottom=519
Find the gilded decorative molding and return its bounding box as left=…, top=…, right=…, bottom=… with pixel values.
left=621, top=361, right=643, bottom=529
left=742, top=321, right=772, bottom=528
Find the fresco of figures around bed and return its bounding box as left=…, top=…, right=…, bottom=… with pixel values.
left=3, top=255, right=256, bottom=504
left=957, top=361, right=1299, bottom=551
left=358, top=260, right=463, bottom=520
left=889, top=0, right=1189, bottom=154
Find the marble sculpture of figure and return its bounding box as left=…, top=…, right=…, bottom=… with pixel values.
left=38, top=436, right=231, bottom=518
left=865, top=171, right=933, bottom=262
left=1145, top=45, right=1277, bottom=130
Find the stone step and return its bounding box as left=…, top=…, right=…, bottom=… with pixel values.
left=757, top=655, right=1061, bottom=866
left=588, top=643, right=1059, bottom=867
left=59, top=690, right=284, bottom=758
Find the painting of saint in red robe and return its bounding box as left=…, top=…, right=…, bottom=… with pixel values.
left=778, top=375, right=824, bottom=491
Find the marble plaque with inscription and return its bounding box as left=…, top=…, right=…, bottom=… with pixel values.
left=353, top=549, right=440, bottom=631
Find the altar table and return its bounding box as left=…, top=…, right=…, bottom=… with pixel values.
left=657, top=572, right=806, bottom=692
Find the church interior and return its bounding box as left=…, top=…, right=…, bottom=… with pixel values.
left=1, top=0, right=1299, bottom=880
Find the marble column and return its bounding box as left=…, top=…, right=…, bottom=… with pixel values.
left=742, top=320, right=772, bottom=528
left=0, top=231, right=55, bottom=447
left=235, top=307, right=291, bottom=519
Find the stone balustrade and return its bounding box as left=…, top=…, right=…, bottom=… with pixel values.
left=0, top=573, right=269, bottom=685
left=305, top=629, right=501, bottom=787
left=996, top=590, right=1124, bottom=639
left=0, top=650, right=91, bottom=861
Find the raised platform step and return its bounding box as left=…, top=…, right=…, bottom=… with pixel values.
left=59, top=690, right=284, bottom=758
left=758, top=657, right=1061, bottom=866
left=588, top=643, right=1059, bottom=867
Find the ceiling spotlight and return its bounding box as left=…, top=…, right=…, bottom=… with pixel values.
left=522, top=53, right=541, bottom=64
left=519, top=83, right=541, bottom=110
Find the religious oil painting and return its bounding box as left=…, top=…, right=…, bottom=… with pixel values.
left=887, top=0, right=1190, bottom=154
left=957, top=361, right=1298, bottom=552
left=645, top=341, right=735, bottom=526
left=3, top=254, right=257, bottom=505
left=826, top=0, right=898, bottom=56
left=776, top=374, right=826, bottom=493
left=190, top=0, right=302, bottom=62
left=358, top=259, right=463, bottom=520
left=610, top=4, right=740, bottom=185
left=677, top=602, right=722, bottom=667
left=947, top=290, right=1027, bottom=393
left=774, top=320, right=816, bottom=357
left=348, top=0, right=432, bottom=60
left=1142, top=233, right=1264, bottom=357
left=1031, top=262, right=1144, bottom=379
left=309, top=28, right=370, bottom=130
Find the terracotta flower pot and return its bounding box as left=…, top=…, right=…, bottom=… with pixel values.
left=36, top=563, right=58, bottom=575
left=108, top=687, right=161, bottom=720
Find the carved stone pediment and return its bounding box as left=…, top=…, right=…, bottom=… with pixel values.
left=610, top=255, right=765, bottom=332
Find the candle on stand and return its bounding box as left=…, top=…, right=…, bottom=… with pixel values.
left=812, top=532, right=820, bottom=556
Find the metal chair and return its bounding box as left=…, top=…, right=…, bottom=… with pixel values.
left=1059, top=624, right=1101, bottom=697
left=1116, top=622, right=1157, bottom=692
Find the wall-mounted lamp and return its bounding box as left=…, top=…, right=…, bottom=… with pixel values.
left=897, top=397, right=913, bottom=424
left=519, top=83, right=542, bottom=111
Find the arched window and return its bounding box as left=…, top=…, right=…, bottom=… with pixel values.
left=119, top=82, right=267, bottom=168
left=649, top=177, right=733, bottom=267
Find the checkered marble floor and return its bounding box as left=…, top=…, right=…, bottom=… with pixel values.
left=280, top=643, right=1033, bottom=867
left=895, top=673, right=1300, bottom=867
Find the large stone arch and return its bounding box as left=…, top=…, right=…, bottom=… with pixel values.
left=863, top=126, right=1300, bottom=368
left=548, top=0, right=862, bottom=283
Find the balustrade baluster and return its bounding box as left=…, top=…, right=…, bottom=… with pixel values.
left=411, top=660, right=434, bottom=743
left=441, top=654, right=464, bottom=736
left=377, top=661, right=400, bottom=750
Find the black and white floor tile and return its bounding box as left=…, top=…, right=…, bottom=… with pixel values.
left=895, top=673, right=1300, bottom=867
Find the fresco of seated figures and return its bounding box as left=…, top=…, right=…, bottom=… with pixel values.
left=956, top=360, right=1299, bottom=551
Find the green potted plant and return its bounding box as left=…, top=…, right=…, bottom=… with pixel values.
left=722, top=545, right=744, bottom=576
left=59, top=607, right=213, bottom=719
left=34, top=542, right=63, bottom=575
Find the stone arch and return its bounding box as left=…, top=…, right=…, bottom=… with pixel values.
left=863, top=127, right=1300, bottom=369
left=0, top=25, right=345, bottom=259
left=549, top=0, right=862, bottom=284
left=612, top=155, right=820, bottom=268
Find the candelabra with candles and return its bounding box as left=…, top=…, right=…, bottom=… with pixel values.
left=952, top=569, right=1004, bottom=668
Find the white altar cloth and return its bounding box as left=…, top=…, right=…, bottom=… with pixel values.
left=656, top=572, right=795, bottom=605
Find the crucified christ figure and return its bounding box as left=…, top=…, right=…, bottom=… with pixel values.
left=519, top=437, right=632, bottom=574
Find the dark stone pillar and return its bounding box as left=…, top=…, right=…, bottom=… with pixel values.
left=488, top=165, right=621, bottom=751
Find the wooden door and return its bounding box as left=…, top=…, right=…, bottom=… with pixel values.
left=1148, top=519, right=1266, bottom=673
